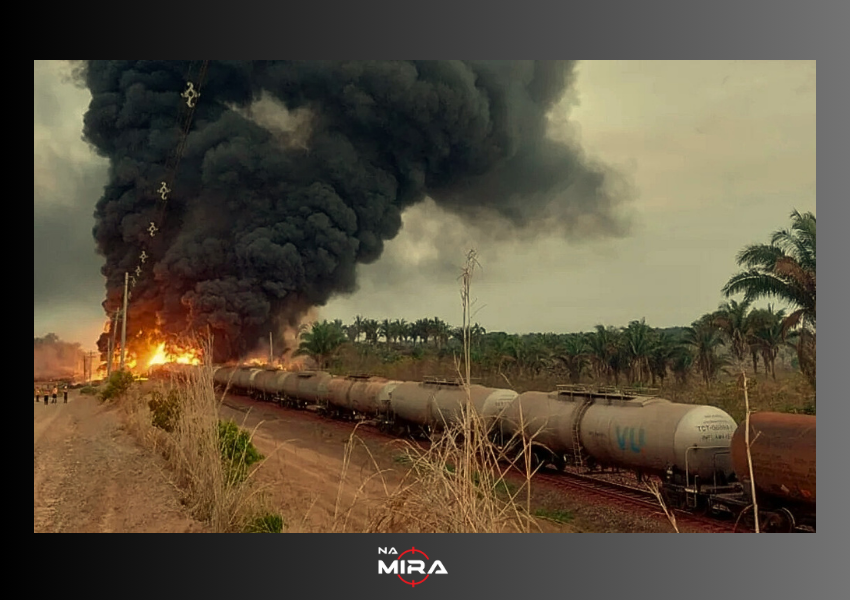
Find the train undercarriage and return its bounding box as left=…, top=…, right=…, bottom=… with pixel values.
left=224, top=382, right=814, bottom=533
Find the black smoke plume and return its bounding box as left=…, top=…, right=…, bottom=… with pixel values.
left=78, top=61, right=630, bottom=364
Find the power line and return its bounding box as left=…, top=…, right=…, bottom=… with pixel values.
left=108, top=61, right=210, bottom=368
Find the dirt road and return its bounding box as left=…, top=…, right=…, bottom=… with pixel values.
left=33, top=390, right=207, bottom=533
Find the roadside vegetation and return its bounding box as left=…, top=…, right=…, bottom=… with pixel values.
left=103, top=352, right=282, bottom=533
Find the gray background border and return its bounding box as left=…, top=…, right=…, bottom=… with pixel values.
left=41, top=0, right=842, bottom=597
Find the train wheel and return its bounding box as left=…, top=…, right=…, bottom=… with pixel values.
left=761, top=508, right=795, bottom=533
left=660, top=487, right=683, bottom=511
left=690, top=496, right=711, bottom=517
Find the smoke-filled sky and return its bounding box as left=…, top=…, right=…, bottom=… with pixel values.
left=34, top=60, right=815, bottom=353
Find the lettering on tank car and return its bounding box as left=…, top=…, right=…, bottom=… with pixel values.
left=615, top=426, right=646, bottom=453
left=696, top=423, right=734, bottom=433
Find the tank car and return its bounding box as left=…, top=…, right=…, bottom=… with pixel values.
left=251, top=368, right=293, bottom=403
left=228, top=367, right=263, bottom=395
left=499, top=389, right=582, bottom=470
left=314, top=374, right=405, bottom=423
left=721, top=412, right=816, bottom=532
left=212, top=366, right=240, bottom=391
left=278, top=371, right=333, bottom=409
left=387, top=378, right=518, bottom=438
left=580, top=397, right=737, bottom=481
left=502, top=386, right=739, bottom=512
left=348, top=376, right=403, bottom=422
left=325, top=375, right=359, bottom=417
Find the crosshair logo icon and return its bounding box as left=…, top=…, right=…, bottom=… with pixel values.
left=397, top=547, right=429, bottom=587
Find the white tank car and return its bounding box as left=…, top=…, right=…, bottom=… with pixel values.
left=501, top=390, right=582, bottom=458
left=389, top=380, right=518, bottom=431
left=348, top=378, right=402, bottom=417
left=325, top=376, right=403, bottom=418
left=230, top=367, right=263, bottom=393
left=285, top=371, right=333, bottom=404
left=213, top=366, right=239, bottom=388
left=579, top=395, right=738, bottom=480
left=252, top=368, right=293, bottom=400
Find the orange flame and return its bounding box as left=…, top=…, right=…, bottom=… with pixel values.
left=147, top=342, right=202, bottom=369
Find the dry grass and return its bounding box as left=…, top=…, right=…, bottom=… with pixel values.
left=330, top=250, right=543, bottom=533
left=332, top=410, right=542, bottom=533
left=644, top=480, right=679, bottom=533
left=117, top=350, right=277, bottom=532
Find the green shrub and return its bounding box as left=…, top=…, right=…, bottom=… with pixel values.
left=79, top=386, right=99, bottom=395
left=99, top=370, right=136, bottom=402
left=218, top=419, right=264, bottom=484
left=534, top=508, right=574, bottom=524
left=245, top=512, right=284, bottom=533
left=148, top=389, right=182, bottom=432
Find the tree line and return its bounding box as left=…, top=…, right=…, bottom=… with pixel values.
left=295, top=210, right=816, bottom=391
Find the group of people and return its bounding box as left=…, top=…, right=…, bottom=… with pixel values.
left=35, top=384, right=68, bottom=405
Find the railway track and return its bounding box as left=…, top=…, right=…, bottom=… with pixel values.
left=532, top=469, right=735, bottom=533
left=221, top=392, right=807, bottom=533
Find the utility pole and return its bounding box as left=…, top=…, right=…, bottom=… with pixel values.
left=269, top=332, right=273, bottom=365
left=119, top=272, right=128, bottom=371
left=107, top=312, right=118, bottom=377
left=87, top=351, right=97, bottom=384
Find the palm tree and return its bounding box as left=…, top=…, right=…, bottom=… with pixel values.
left=712, top=299, right=753, bottom=366
left=722, top=209, right=816, bottom=388
left=294, top=320, right=348, bottom=370
left=556, top=334, right=589, bottom=384
left=623, top=318, right=653, bottom=385
left=648, top=331, right=679, bottom=387
left=585, top=325, right=617, bottom=384
left=748, top=304, right=788, bottom=380
left=378, top=319, right=392, bottom=346
left=670, top=345, right=694, bottom=386
left=362, top=319, right=379, bottom=345
left=684, top=318, right=727, bottom=387
left=430, top=317, right=451, bottom=349
left=352, top=315, right=366, bottom=342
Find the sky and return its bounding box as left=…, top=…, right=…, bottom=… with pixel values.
left=34, top=60, right=816, bottom=351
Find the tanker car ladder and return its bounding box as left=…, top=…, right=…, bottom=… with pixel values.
left=572, top=400, right=594, bottom=470
left=554, top=387, right=596, bottom=471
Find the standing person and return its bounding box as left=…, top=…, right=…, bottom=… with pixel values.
left=35, top=386, right=40, bottom=402
left=52, top=385, right=58, bottom=404
left=63, top=385, right=69, bottom=404
left=44, top=387, right=49, bottom=405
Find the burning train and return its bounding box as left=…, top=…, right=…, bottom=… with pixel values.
left=150, top=362, right=816, bottom=533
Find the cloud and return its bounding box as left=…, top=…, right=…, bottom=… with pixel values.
left=34, top=60, right=109, bottom=341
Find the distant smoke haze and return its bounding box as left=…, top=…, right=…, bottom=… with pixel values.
left=34, top=334, right=84, bottom=381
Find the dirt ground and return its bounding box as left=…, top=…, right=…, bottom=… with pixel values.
left=34, top=386, right=697, bottom=533
left=34, top=389, right=208, bottom=533
left=216, top=394, right=701, bottom=533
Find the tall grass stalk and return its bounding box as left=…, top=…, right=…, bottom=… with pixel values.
left=740, top=365, right=760, bottom=532
left=332, top=250, right=541, bottom=533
